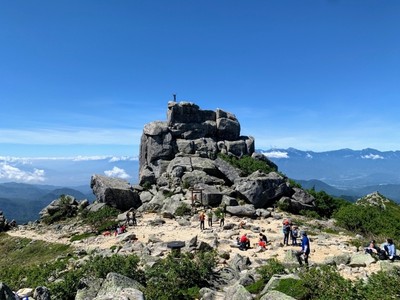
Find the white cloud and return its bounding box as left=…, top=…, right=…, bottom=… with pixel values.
left=0, top=155, right=137, bottom=163
left=72, top=156, right=111, bottom=161
left=0, top=128, right=141, bottom=145
left=109, top=156, right=137, bottom=162
left=0, top=162, right=45, bottom=182
left=361, top=154, right=384, bottom=160
left=104, top=167, right=131, bottom=179
left=262, top=151, right=289, bottom=159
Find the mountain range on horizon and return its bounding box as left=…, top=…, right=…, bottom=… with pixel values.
left=262, top=147, right=400, bottom=188
left=1, top=147, right=400, bottom=223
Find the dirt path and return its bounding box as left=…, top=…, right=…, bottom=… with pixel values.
left=7, top=212, right=353, bottom=265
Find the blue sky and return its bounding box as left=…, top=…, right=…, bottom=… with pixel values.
left=1, top=0, right=400, bottom=159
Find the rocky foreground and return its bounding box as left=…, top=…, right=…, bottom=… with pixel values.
left=6, top=209, right=399, bottom=300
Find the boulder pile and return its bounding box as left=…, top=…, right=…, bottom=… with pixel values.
left=90, top=101, right=315, bottom=215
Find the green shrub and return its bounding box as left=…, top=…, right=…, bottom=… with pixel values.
left=218, top=153, right=277, bottom=176
left=334, top=198, right=400, bottom=240
left=277, top=200, right=290, bottom=212
left=82, top=205, right=120, bottom=233
left=70, top=232, right=96, bottom=242
left=300, top=209, right=320, bottom=219
left=256, top=258, right=286, bottom=282
left=81, top=254, right=144, bottom=282
left=299, top=265, right=356, bottom=300
left=144, top=251, right=217, bottom=300
left=355, top=268, right=400, bottom=300
left=182, top=180, right=191, bottom=189
left=175, top=203, right=191, bottom=216
left=142, top=181, right=152, bottom=190
left=274, top=278, right=307, bottom=299
left=245, top=278, right=265, bottom=294
left=163, top=190, right=174, bottom=198
left=42, top=195, right=78, bottom=224
left=306, top=189, right=350, bottom=219
left=288, top=179, right=302, bottom=188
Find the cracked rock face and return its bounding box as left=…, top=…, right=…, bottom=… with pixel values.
left=139, top=101, right=254, bottom=185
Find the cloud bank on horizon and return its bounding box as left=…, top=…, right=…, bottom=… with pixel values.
left=0, top=156, right=138, bottom=186
left=0, top=1, right=399, bottom=157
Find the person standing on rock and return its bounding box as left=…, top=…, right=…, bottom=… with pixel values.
left=282, top=219, right=291, bottom=246
left=296, top=231, right=310, bottom=266
left=291, top=225, right=299, bottom=246
left=131, top=210, right=137, bottom=226
left=199, top=211, right=205, bottom=230
left=219, top=211, right=225, bottom=227
left=207, top=209, right=213, bottom=228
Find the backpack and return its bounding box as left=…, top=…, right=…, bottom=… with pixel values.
left=378, top=250, right=387, bottom=260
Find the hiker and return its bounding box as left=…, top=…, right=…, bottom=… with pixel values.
left=239, top=219, right=246, bottom=229
left=131, top=210, right=137, bottom=226
left=258, top=237, right=267, bottom=249
left=219, top=211, right=225, bottom=227
left=296, top=231, right=310, bottom=266
left=259, top=232, right=268, bottom=243
left=126, top=211, right=131, bottom=224
left=364, top=240, right=380, bottom=255
left=207, top=209, right=213, bottom=227
left=236, top=236, right=241, bottom=246
left=383, top=238, right=396, bottom=261
left=291, top=225, right=299, bottom=246
left=239, top=233, right=250, bottom=251
left=282, top=219, right=291, bottom=246
left=199, top=211, right=205, bottom=230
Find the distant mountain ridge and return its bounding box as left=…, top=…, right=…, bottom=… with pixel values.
left=0, top=182, right=95, bottom=223
left=262, top=148, right=400, bottom=203
left=296, top=179, right=400, bottom=203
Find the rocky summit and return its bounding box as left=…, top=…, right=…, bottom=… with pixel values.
left=90, top=101, right=315, bottom=215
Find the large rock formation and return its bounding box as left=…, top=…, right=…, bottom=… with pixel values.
left=90, top=175, right=141, bottom=211
left=89, top=101, right=314, bottom=215
left=139, top=101, right=255, bottom=185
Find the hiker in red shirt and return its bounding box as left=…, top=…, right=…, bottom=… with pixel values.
left=239, top=233, right=250, bottom=251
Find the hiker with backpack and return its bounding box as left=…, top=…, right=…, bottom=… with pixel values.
left=282, top=219, right=291, bottom=246
left=364, top=240, right=380, bottom=255
left=296, top=231, right=310, bottom=266
left=291, top=225, right=299, bottom=246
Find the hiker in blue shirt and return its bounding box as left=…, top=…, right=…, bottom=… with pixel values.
left=383, top=238, right=396, bottom=261
left=296, top=231, right=310, bottom=266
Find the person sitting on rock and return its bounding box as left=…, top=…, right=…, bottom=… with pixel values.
left=239, top=233, right=250, bottom=251
left=258, top=237, right=267, bottom=249
left=239, top=219, right=246, bottom=229
left=364, top=240, right=380, bottom=255
left=383, top=238, right=396, bottom=261
left=259, top=232, right=268, bottom=243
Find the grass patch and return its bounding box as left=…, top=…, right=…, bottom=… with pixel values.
left=70, top=232, right=96, bottom=242
left=0, top=233, right=71, bottom=268
left=245, top=278, right=265, bottom=294
left=274, top=278, right=307, bottom=299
